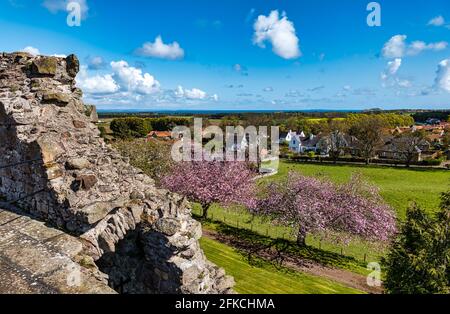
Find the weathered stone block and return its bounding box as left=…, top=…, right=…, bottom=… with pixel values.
left=72, top=120, right=86, bottom=128
left=154, top=218, right=181, bottom=236
left=46, top=164, right=64, bottom=180
left=84, top=105, right=98, bottom=123
left=130, top=190, right=145, bottom=200
left=66, top=158, right=91, bottom=170
left=65, top=54, right=79, bottom=78
left=78, top=202, right=113, bottom=225
left=37, top=135, right=65, bottom=164
left=42, top=92, right=71, bottom=106
left=44, top=233, right=83, bottom=258
left=76, top=174, right=98, bottom=190
left=31, top=57, right=58, bottom=76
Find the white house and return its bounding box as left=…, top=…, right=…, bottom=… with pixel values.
left=284, top=131, right=294, bottom=143
left=289, top=133, right=320, bottom=154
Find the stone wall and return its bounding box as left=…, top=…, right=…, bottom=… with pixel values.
left=0, top=52, right=234, bottom=294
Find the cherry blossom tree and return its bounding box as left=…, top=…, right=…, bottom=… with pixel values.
left=255, top=172, right=397, bottom=246
left=162, top=161, right=257, bottom=219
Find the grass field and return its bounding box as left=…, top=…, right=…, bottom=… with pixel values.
left=200, top=237, right=363, bottom=294
left=199, top=218, right=370, bottom=276
left=273, top=161, right=450, bottom=219
left=193, top=161, right=450, bottom=263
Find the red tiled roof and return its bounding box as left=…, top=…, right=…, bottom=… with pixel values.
left=147, top=131, right=172, bottom=138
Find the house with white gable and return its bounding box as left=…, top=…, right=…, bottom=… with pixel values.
left=279, top=130, right=298, bottom=144
left=288, top=132, right=320, bottom=154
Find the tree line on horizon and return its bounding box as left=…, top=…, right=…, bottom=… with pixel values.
left=108, top=112, right=415, bottom=140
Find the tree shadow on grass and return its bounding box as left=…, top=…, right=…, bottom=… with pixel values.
left=195, top=214, right=366, bottom=272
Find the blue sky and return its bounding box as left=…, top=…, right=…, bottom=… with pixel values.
left=1, top=0, right=450, bottom=110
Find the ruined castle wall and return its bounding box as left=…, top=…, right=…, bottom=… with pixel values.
left=0, top=52, right=234, bottom=294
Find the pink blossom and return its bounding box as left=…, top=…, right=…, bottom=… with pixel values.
left=255, top=172, right=397, bottom=244
left=162, top=160, right=257, bottom=218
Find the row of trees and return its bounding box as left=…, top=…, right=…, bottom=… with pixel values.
left=346, top=113, right=414, bottom=129
left=113, top=139, right=174, bottom=185
left=412, top=111, right=450, bottom=123
left=224, top=113, right=421, bottom=166
left=321, top=115, right=434, bottom=166
left=110, top=117, right=191, bottom=139
left=231, top=112, right=414, bottom=135
left=161, top=159, right=397, bottom=245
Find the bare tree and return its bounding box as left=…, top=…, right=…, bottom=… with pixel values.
left=392, top=131, right=426, bottom=167
left=349, top=116, right=385, bottom=164
left=318, top=120, right=348, bottom=163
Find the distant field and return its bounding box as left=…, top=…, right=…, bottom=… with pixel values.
left=200, top=237, right=363, bottom=294
left=272, top=161, right=450, bottom=219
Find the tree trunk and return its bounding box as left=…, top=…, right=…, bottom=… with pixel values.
left=201, top=203, right=211, bottom=220
left=296, top=227, right=307, bottom=246
left=406, top=155, right=412, bottom=168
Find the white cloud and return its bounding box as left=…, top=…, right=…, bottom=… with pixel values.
left=77, top=61, right=160, bottom=96
left=435, top=59, right=450, bottom=92
left=396, top=79, right=411, bottom=88
left=21, top=46, right=65, bottom=57
left=381, top=58, right=411, bottom=89
left=175, top=86, right=207, bottom=100
left=384, top=58, right=402, bottom=78
left=42, top=0, right=89, bottom=19
left=428, top=15, right=445, bottom=26
left=382, top=35, right=448, bottom=58
left=135, top=36, right=184, bottom=60
left=382, top=35, right=407, bottom=58
left=76, top=66, right=119, bottom=94
left=75, top=59, right=217, bottom=106
left=253, top=10, right=301, bottom=59
left=21, top=46, right=40, bottom=56
left=233, top=63, right=249, bottom=76
left=110, top=60, right=160, bottom=94
left=343, top=85, right=352, bottom=91
left=233, top=64, right=243, bottom=72
left=86, top=56, right=105, bottom=70
left=407, top=41, right=448, bottom=56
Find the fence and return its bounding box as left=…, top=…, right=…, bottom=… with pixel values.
left=200, top=206, right=383, bottom=264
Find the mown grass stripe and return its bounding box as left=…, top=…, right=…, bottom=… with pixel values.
left=200, top=237, right=363, bottom=294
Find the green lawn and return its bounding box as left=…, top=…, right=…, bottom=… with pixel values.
left=273, top=161, right=450, bottom=219
left=193, top=161, right=450, bottom=263
left=200, top=237, right=363, bottom=294
left=199, top=218, right=370, bottom=276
